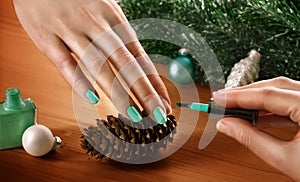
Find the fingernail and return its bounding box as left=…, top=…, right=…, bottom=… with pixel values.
left=213, top=89, right=225, bottom=95
left=153, top=107, right=167, bottom=124
left=127, top=106, right=143, bottom=123
left=212, top=89, right=226, bottom=102
left=86, top=90, right=99, bottom=104
left=216, top=119, right=222, bottom=131
left=215, top=88, right=225, bottom=93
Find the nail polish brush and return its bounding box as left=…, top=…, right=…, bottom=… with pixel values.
left=176, top=99, right=259, bottom=124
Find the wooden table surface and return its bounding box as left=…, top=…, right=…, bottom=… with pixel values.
left=0, top=1, right=294, bottom=181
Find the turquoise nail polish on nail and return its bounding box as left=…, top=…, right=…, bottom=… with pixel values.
left=127, top=106, right=143, bottom=123
left=153, top=107, right=167, bottom=124
left=85, top=90, right=99, bottom=104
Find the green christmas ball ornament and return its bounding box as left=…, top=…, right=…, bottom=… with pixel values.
left=168, top=49, right=195, bottom=84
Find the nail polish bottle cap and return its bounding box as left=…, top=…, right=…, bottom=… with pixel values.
left=4, top=88, right=25, bottom=111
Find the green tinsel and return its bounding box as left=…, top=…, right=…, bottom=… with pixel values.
left=120, top=0, right=300, bottom=85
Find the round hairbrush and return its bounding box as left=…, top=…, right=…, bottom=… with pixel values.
left=81, top=114, right=177, bottom=161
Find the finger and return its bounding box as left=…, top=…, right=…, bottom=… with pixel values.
left=227, top=77, right=300, bottom=91
left=257, top=113, right=299, bottom=130
left=216, top=117, right=289, bottom=174
left=59, top=30, right=141, bottom=122
left=88, top=27, right=167, bottom=124
left=82, top=2, right=168, bottom=123
left=57, top=5, right=144, bottom=123
left=132, top=50, right=172, bottom=115
left=113, top=52, right=167, bottom=124
left=42, top=35, right=98, bottom=104
left=112, top=22, right=171, bottom=114
left=213, top=87, right=300, bottom=123
left=78, top=40, right=143, bottom=122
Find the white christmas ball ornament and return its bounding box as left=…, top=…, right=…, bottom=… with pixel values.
left=22, top=124, right=61, bottom=157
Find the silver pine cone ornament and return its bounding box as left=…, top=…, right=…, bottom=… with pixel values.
left=225, top=50, right=261, bottom=89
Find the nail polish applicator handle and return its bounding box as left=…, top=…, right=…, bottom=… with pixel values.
left=177, top=100, right=259, bottom=125
left=208, top=100, right=259, bottom=125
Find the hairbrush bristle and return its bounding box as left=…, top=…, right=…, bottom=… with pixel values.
left=81, top=114, right=177, bottom=161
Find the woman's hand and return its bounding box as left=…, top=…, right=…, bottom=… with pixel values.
left=13, top=0, right=171, bottom=123
left=213, top=77, right=300, bottom=181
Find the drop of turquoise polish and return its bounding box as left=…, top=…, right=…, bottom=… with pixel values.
left=168, top=53, right=195, bottom=84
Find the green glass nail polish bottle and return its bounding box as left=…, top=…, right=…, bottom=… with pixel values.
left=0, top=88, right=36, bottom=150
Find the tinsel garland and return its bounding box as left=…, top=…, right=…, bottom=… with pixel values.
left=120, top=0, right=300, bottom=84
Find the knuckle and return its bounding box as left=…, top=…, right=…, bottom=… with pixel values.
left=131, top=48, right=147, bottom=59
left=33, top=34, right=54, bottom=54
left=236, top=130, right=252, bottom=149
left=289, top=101, right=300, bottom=123
left=260, top=87, right=277, bottom=109
left=78, top=4, right=90, bottom=18
left=55, top=14, right=70, bottom=30
left=142, top=93, right=157, bottom=105
left=272, top=76, right=291, bottom=85
left=114, top=50, right=134, bottom=68
left=72, top=77, right=85, bottom=88
left=261, top=86, right=277, bottom=97
left=53, top=55, right=72, bottom=70
left=87, top=57, right=102, bottom=71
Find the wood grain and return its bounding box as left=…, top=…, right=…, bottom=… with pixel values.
left=0, top=1, right=294, bottom=181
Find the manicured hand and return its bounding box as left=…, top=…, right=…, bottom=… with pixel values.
left=13, top=0, right=171, bottom=123
left=213, top=77, right=300, bottom=181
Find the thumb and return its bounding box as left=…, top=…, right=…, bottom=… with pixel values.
left=216, top=118, right=288, bottom=171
